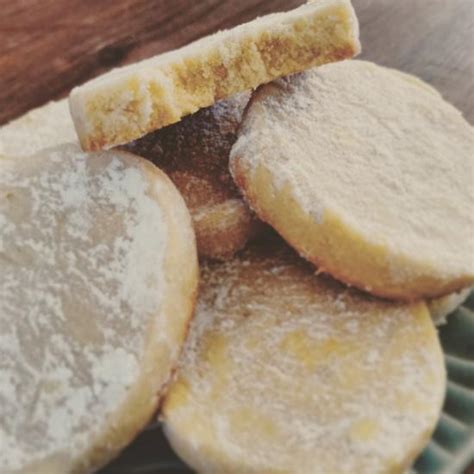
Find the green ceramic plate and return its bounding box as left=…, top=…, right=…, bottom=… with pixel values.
left=101, top=292, right=474, bottom=474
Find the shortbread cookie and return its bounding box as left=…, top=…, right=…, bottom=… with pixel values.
left=0, top=145, right=198, bottom=473
left=126, top=93, right=262, bottom=260
left=0, top=99, right=75, bottom=156
left=161, top=237, right=445, bottom=473
left=0, top=95, right=260, bottom=260
left=428, top=287, right=472, bottom=326
left=230, top=60, right=474, bottom=300
left=69, top=0, right=360, bottom=150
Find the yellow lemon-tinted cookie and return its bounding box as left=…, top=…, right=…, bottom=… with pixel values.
left=231, top=60, right=474, bottom=300
left=69, top=0, right=360, bottom=150
left=162, top=237, right=445, bottom=473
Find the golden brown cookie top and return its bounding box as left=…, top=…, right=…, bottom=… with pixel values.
left=69, top=0, right=360, bottom=150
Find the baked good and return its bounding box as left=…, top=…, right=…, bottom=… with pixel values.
left=428, top=287, right=472, bottom=325
left=161, top=237, right=445, bottom=473
left=69, top=0, right=360, bottom=150
left=0, top=94, right=260, bottom=259
left=126, top=93, right=262, bottom=260
left=0, top=144, right=198, bottom=473
left=0, top=99, right=75, bottom=156
left=230, top=60, right=474, bottom=300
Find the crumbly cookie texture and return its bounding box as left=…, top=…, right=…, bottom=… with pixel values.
left=69, top=0, right=360, bottom=150
left=230, top=60, right=474, bottom=300
left=0, top=93, right=261, bottom=260
left=0, top=145, right=197, bottom=473
left=126, top=93, right=262, bottom=260
left=162, top=238, right=445, bottom=474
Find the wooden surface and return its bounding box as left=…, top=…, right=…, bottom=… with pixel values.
left=0, top=0, right=473, bottom=126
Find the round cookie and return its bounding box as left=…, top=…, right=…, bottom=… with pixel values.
left=161, top=237, right=445, bottom=474
left=125, top=93, right=262, bottom=260
left=0, top=145, right=198, bottom=473
left=230, top=60, right=474, bottom=300
left=0, top=95, right=261, bottom=261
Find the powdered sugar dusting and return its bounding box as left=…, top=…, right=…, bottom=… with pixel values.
left=230, top=60, right=474, bottom=282
left=124, top=93, right=255, bottom=260
left=0, top=99, right=76, bottom=157
left=69, top=0, right=360, bottom=150
left=0, top=145, right=167, bottom=471
left=164, top=238, right=445, bottom=473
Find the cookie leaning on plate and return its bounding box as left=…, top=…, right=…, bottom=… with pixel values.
left=0, top=145, right=198, bottom=473
left=230, top=60, right=474, bottom=301
left=161, top=237, right=445, bottom=474
left=126, top=93, right=263, bottom=260
left=69, top=0, right=360, bottom=150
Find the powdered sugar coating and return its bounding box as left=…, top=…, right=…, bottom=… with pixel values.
left=125, top=93, right=261, bottom=260
left=0, top=93, right=259, bottom=261
left=126, top=94, right=249, bottom=211
left=162, top=238, right=445, bottom=473
left=69, top=0, right=360, bottom=150
left=0, top=100, right=75, bottom=157
left=230, top=60, right=474, bottom=298
left=0, top=145, right=168, bottom=472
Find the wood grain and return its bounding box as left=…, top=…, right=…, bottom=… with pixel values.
left=0, top=0, right=472, bottom=125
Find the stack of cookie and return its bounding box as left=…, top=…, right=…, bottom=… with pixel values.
left=1, top=0, right=473, bottom=472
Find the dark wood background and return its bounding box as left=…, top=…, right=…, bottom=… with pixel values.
left=0, top=0, right=473, bottom=126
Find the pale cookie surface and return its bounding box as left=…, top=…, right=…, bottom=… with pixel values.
left=162, top=237, right=445, bottom=474
left=0, top=96, right=261, bottom=260
left=230, top=60, right=474, bottom=300
left=126, top=93, right=261, bottom=260
left=69, top=0, right=360, bottom=150
left=0, top=145, right=198, bottom=473
left=0, top=99, right=75, bottom=156
left=428, top=287, right=472, bottom=326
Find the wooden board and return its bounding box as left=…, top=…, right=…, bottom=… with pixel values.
left=0, top=0, right=472, bottom=126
